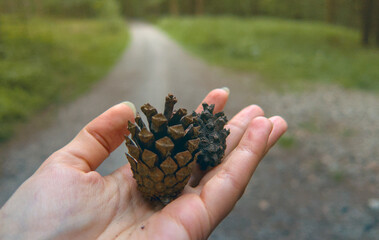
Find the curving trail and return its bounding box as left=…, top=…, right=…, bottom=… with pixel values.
left=1, top=23, right=378, bottom=239
left=0, top=23, right=228, bottom=203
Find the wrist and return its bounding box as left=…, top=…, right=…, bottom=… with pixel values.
left=0, top=207, right=26, bottom=240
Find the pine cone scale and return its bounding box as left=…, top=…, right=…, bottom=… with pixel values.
left=141, top=149, right=157, bottom=168
left=175, top=151, right=192, bottom=167
left=160, top=157, right=177, bottom=175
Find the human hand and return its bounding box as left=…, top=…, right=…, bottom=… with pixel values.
left=0, top=88, right=287, bottom=240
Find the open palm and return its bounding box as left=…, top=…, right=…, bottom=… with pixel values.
left=0, top=89, right=287, bottom=240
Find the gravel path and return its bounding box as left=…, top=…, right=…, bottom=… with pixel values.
left=1, top=23, right=378, bottom=239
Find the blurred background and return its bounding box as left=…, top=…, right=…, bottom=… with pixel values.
left=0, top=0, right=378, bottom=239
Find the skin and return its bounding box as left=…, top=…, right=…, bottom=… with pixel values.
left=0, top=89, right=287, bottom=240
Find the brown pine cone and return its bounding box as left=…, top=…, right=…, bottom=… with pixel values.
left=125, top=94, right=200, bottom=204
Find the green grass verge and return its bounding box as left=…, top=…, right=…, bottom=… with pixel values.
left=0, top=16, right=129, bottom=142
left=158, top=17, right=379, bottom=91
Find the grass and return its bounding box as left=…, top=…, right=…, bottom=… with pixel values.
left=278, top=135, right=296, bottom=149
left=158, top=17, right=379, bottom=91
left=0, top=16, right=129, bottom=142
left=330, top=170, right=346, bottom=183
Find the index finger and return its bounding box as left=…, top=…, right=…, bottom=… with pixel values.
left=195, top=87, right=230, bottom=113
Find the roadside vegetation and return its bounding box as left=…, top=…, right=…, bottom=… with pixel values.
left=0, top=1, right=128, bottom=142
left=158, top=17, right=379, bottom=91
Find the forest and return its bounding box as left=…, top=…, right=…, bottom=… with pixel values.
left=1, top=0, right=379, bottom=46
left=121, top=0, right=378, bottom=46
left=0, top=0, right=378, bottom=142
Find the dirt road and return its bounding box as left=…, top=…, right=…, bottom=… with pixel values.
left=1, top=23, right=378, bottom=239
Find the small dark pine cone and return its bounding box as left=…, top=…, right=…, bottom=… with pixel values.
left=125, top=94, right=200, bottom=204
left=193, top=103, right=230, bottom=170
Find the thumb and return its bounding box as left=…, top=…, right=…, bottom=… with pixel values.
left=54, top=102, right=136, bottom=172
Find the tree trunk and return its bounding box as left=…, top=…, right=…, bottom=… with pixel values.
left=0, top=17, right=3, bottom=57
left=252, top=0, right=260, bottom=15
left=326, top=0, right=337, bottom=23
left=179, top=0, right=194, bottom=15
left=169, top=0, right=179, bottom=16
left=362, top=0, right=374, bottom=46
left=195, top=0, right=204, bottom=15
left=375, top=0, right=379, bottom=46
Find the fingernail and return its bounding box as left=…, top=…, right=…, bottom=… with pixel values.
left=122, top=101, right=136, bottom=117
left=220, top=87, right=230, bottom=95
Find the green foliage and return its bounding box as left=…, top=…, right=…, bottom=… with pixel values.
left=119, top=0, right=168, bottom=18
left=0, top=0, right=121, bottom=18
left=0, top=16, right=129, bottom=141
left=44, top=0, right=121, bottom=18
left=158, top=17, right=379, bottom=91
left=114, top=0, right=361, bottom=29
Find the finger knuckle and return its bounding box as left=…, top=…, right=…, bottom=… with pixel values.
left=236, top=144, right=260, bottom=159
left=250, top=104, right=265, bottom=116
left=217, top=168, right=243, bottom=197
left=252, top=116, right=272, bottom=127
